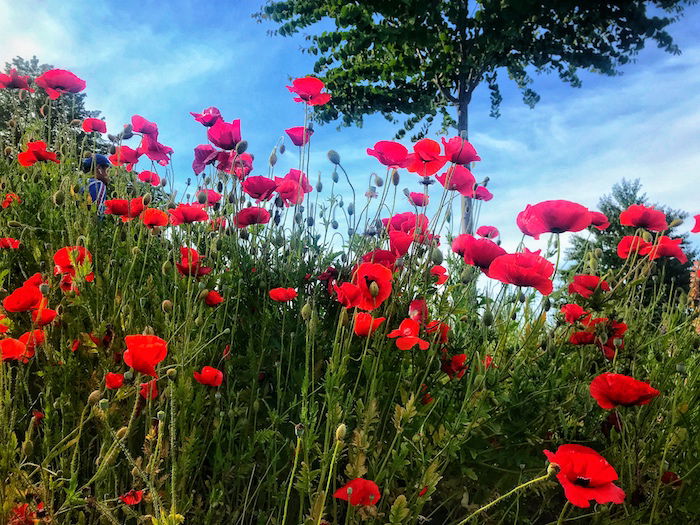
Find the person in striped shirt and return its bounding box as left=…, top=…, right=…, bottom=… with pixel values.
left=81, top=154, right=111, bottom=214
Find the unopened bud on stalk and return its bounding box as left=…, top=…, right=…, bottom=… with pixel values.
left=294, top=423, right=305, bottom=437
left=8, top=119, right=17, bottom=128
left=161, top=260, right=172, bottom=274
left=52, top=190, right=65, bottom=205
left=122, top=124, right=134, bottom=139
left=279, top=143, right=286, bottom=154
left=142, top=193, right=152, bottom=206
left=594, top=248, right=603, bottom=258
left=335, top=423, right=347, bottom=441
left=430, top=248, right=443, bottom=265
left=197, top=191, right=208, bottom=204
left=8, top=220, right=22, bottom=228
left=39, top=105, right=47, bottom=117
left=518, top=292, right=526, bottom=303
left=347, top=203, right=355, bottom=216
left=327, top=149, right=341, bottom=165
left=3, top=146, right=13, bottom=155
left=331, top=220, right=338, bottom=229
left=167, top=368, right=177, bottom=380
left=301, top=302, right=313, bottom=321
left=198, top=289, right=210, bottom=301
left=543, top=297, right=551, bottom=311
left=99, top=399, right=109, bottom=411
left=157, top=410, right=166, bottom=421
left=236, top=140, right=248, bottom=154
left=392, top=169, right=400, bottom=186
left=316, top=181, right=323, bottom=192
left=374, top=173, right=384, bottom=187
left=669, top=218, right=682, bottom=228
left=131, top=246, right=140, bottom=256
left=124, top=370, right=133, bottom=382
left=70, top=118, right=81, bottom=126
left=642, top=230, right=653, bottom=242
left=143, top=326, right=155, bottom=335
left=331, top=169, right=339, bottom=183
left=39, top=283, right=50, bottom=296
left=482, top=308, right=494, bottom=326
left=88, top=390, right=101, bottom=405
left=22, top=440, right=34, bottom=456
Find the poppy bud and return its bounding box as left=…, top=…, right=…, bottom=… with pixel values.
left=88, top=390, right=101, bottom=405
left=667, top=218, right=682, bottom=228
left=518, top=292, right=526, bottom=303
left=331, top=169, right=339, bottom=183
left=196, top=191, right=207, bottom=204
left=131, top=246, right=140, bottom=257
left=70, top=118, right=82, bottom=126
left=294, top=212, right=303, bottom=224
left=99, top=399, right=109, bottom=411
left=198, top=289, right=210, bottom=301
left=642, top=230, right=653, bottom=242
left=40, top=105, right=47, bottom=117
left=347, top=203, right=355, bottom=216
left=392, top=169, right=400, bottom=186
left=294, top=423, right=305, bottom=437
left=124, top=370, right=133, bottom=382
left=7, top=119, right=16, bottom=128
left=374, top=174, right=384, bottom=187
left=402, top=188, right=410, bottom=197
left=39, top=283, right=50, bottom=296
left=52, top=190, right=65, bottom=206
left=335, top=423, right=347, bottom=441
left=301, top=302, right=313, bottom=321
left=590, top=258, right=598, bottom=272
left=3, top=146, right=13, bottom=155
left=195, top=316, right=203, bottom=326
left=446, top=209, right=452, bottom=223
left=22, top=440, right=34, bottom=456
left=235, top=140, right=248, bottom=154
left=327, top=150, right=341, bottom=165
left=482, top=308, right=493, bottom=326
left=316, top=181, right=323, bottom=192
left=8, top=220, right=22, bottom=228
left=279, top=143, right=286, bottom=154
left=331, top=220, right=338, bottom=229
left=430, top=248, right=443, bottom=265
left=306, top=217, right=315, bottom=227
left=594, top=248, right=603, bottom=258
left=161, top=261, right=172, bottom=275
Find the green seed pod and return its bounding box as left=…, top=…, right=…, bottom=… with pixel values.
left=482, top=308, right=494, bottom=327
left=430, top=248, right=443, bottom=265
left=301, top=302, right=312, bottom=321
left=167, top=368, right=177, bottom=380
left=52, top=190, right=65, bottom=205
left=161, top=260, right=172, bottom=274
left=99, top=399, right=109, bottom=411
left=327, top=149, right=341, bottom=165
left=22, top=440, right=34, bottom=456
left=143, top=193, right=152, bottom=206
left=331, top=169, right=339, bottom=183
left=669, top=218, right=683, bottom=228
left=157, top=410, right=166, bottom=421
left=197, top=191, right=208, bottom=204
left=236, top=140, right=248, bottom=154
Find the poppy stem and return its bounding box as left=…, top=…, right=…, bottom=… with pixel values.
left=282, top=437, right=302, bottom=525
left=454, top=470, right=553, bottom=524
left=316, top=437, right=342, bottom=525
left=556, top=501, right=570, bottom=524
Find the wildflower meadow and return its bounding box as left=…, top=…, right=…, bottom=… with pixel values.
left=0, top=65, right=699, bottom=525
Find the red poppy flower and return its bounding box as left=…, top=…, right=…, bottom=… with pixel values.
left=353, top=312, right=386, bottom=336
left=644, top=236, right=687, bottom=264
left=568, top=275, right=610, bottom=299
left=0, top=69, right=33, bottom=91
left=287, top=77, right=331, bottom=106
left=571, top=317, right=627, bottom=360
left=361, top=250, right=398, bottom=272
left=352, top=262, right=393, bottom=311
left=230, top=152, right=254, bottom=180
left=387, top=318, right=429, bottom=350
left=0, top=237, right=20, bottom=249
left=619, top=204, right=668, bottom=231
left=569, top=331, right=596, bottom=345
left=191, top=106, right=221, bottom=126
left=31, top=307, right=57, bottom=326
left=275, top=169, right=313, bottom=206
left=269, top=287, right=298, bottom=302
left=192, top=144, right=218, bottom=175
left=285, top=126, right=313, bottom=147
left=82, top=118, right=106, bottom=133
left=105, top=197, right=145, bottom=222
left=137, top=135, right=173, bottom=166
left=105, top=372, right=125, bottom=390
left=0, top=338, right=26, bottom=361
left=383, top=211, right=428, bottom=234
left=19, top=329, right=44, bottom=359
left=430, top=265, right=448, bottom=285
left=123, top=334, right=168, bottom=377
left=589, top=211, right=610, bottom=230
left=18, top=141, right=60, bottom=166
left=138, top=170, right=161, bottom=186
left=8, top=503, right=38, bottom=524
left=476, top=225, right=499, bottom=239
left=333, top=478, right=381, bottom=506
left=561, top=303, right=588, bottom=324
left=517, top=200, right=591, bottom=240
left=333, top=282, right=361, bottom=308
left=2, top=193, right=21, bottom=208
left=234, top=207, right=271, bottom=228
left=120, top=489, right=144, bottom=505
left=474, top=186, right=493, bottom=201
left=544, top=444, right=625, bottom=508
left=692, top=214, right=700, bottom=233
left=661, top=471, right=682, bottom=487
left=441, top=136, right=481, bottom=165
left=141, top=208, right=169, bottom=228
left=435, top=165, right=476, bottom=197
left=207, top=118, right=242, bottom=150
left=54, top=246, right=93, bottom=279
left=204, top=290, right=224, bottom=306
left=454, top=234, right=507, bottom=277
left=617, top=235, right=652, bottom=259
left=175, top=247, right=212, bottom=277
left=242, top=176, right=277, bottom=202
left=109, top=145, right=141, bottom=171
left=488, top=249, right=554, bottom=295
left=194, top=366, right=224, bottom=386
left=483, top=355, right=495, bottom=369
left=405, top=139, right=447, bottom=176
left=140, top=379, right=158, bottom=399
left=35, top=69, right=86, bottom=99
left=426, top=320, right=450, bottom=342
left=3, top=284, right=43, bottom=312
left=408, top=299, right=428, bottom=324
left=408, top=192, right=429, bottom=207
left=589, top=373, right=660, bottom=410
left=131, top=115, right=159, bottom=137
left=441, top=353, right=468, bottom=379
left=366, top=140, right=409, bottom=168
left=169, top=203, right=209, bottom=225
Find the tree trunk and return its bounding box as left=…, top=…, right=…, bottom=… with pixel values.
left=457, top=83, right=473, bottom=234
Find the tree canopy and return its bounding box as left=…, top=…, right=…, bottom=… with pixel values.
left=256, top=0, right=692, bottom=139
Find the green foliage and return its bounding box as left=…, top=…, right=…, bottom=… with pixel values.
left=256, top=0, right=692, bottom=137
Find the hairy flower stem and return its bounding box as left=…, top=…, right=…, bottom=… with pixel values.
left=556, top=501, right=571, bottom=525
left=455, top=471, right=553, bottom=524
left=281, top=437, right=302, bottom=525
left=316, top=437, right=342, bottom=525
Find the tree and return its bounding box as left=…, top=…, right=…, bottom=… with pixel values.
left=566, top=178, right=696, bottom=292
left=255, top=0, right=693, bottom=232
left=1, top=56, right=106, bottom=153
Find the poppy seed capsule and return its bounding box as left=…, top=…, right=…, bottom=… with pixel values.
left=431, top=248, right=443, bottom=265
left=482, top=309, right=494, bottom=326
left=327, top=150, right=341, bottom=165
left=236, top=140, right=248, bottom=154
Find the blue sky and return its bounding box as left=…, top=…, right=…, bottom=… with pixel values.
left=2, top=0, right=699, bottom=252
